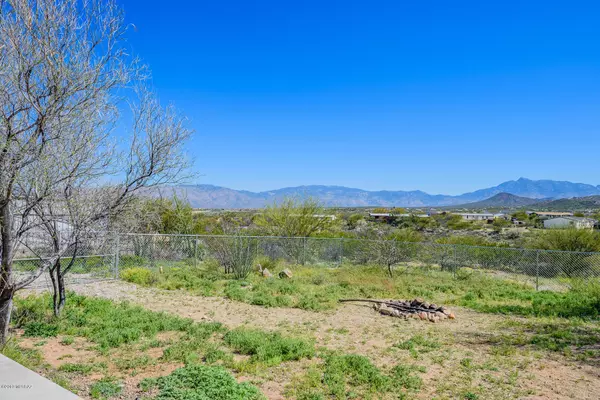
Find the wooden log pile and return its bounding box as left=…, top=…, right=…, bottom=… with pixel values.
left=339, top=298, right=455, bottom=322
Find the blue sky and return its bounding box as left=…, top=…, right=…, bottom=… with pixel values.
left=121, top=0, right=600, bottom=195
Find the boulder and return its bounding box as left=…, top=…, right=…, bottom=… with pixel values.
left=261, top=268, right=273, bottom=278
left=278, top=269, right=293, bottom=279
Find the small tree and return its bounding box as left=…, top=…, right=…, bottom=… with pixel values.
left=529, top=228, right=600, bottom=253
left=0, top=0, right=192, bottom=338
left=255, top=197, right=334, bottom=237
left=204, top=235, right=256, bottom=279
left=528, top=228, right=600, bottom=278
left=370, top=236, right=416, bottom=278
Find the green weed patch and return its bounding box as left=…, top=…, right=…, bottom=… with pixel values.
left=224, top=327, right=315, bottom=366
left=141, top=364, right=264, bottom=400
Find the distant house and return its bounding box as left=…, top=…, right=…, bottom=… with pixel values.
left=543, top=216, right=597, bottom=230
left=455, top=213, right=506, bottom=222
left=368, top=212, right=429, bottom=223
left=312, top=214, right=337, bottom=221
left=527, top=211, right=573, bottom=218
left=369, top=213, right=395, bottom=222
left=511, top=218, right=526, bottom=226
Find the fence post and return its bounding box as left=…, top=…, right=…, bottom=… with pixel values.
left=302, top=237, right=307, bottom=265
left=114, top=234, right=120, bottom=279
left=338, top=238, right=343, bottom=266
left=535, top=250, right=540, bottom=291
left=453, top=244, right=457, bottom=278
left=151, top=234, right=156, bottom=268
left=194, top=236, right=198, bottom=268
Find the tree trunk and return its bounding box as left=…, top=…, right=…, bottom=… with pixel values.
left=387, top=263, right=394, bottom=278
left=0, top=293, right=13, bottom=345
left=50, top=259, right=68, bottom=317
left=0, top=201, right=15, bottom=344
left=55, top=269, right=66, bottom=316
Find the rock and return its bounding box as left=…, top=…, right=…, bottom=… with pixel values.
left=418, top=312, right=428, bottom=320
left=429, top=303, right=438, bottom=310
left=379, top=308, right=394, bottom=316
left=422, top=302, right=430, bottom=309
left=448, top=313, right=456, bottom=319
left=278, top=269, right=293, bottom=279
left=262, top=268, right=273, bottom=278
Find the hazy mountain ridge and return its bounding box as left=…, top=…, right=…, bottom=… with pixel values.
left=528, top=196, right=600, bottom=211
left=153, top=178, right=600, bottom=208
left=451, top=192, right=542, bottom=209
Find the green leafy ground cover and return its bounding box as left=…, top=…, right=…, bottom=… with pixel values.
left=3, top=261, right=600, bottom=399
left=120, top=261, right=600, bottom=318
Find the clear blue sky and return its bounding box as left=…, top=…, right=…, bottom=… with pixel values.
left=122, top=0, right=600, bottom=195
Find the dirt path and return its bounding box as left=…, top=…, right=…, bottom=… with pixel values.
left=26, top=281, right=600, bottom=400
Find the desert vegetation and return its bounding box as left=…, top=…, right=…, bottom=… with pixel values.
left=1, top=1, right=600, bottom=399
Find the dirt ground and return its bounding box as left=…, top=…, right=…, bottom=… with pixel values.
left=23, top=281, right=600, bottom=400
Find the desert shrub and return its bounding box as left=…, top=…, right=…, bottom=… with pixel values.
left=90, top=378, right=122, bottom=399
left=223, top=327, right=314, bottom=366
left=205, top=236, right=257, bottom=279
left=323, top=353, right=390, bottom=396
left=254, top=255, right=278, bottom=271
left=455, top=267, right=476, bottom=280
left=58, top=362, right=95, bottom=374
left=120, top=267, right=156, bottom=286
left=527, top=229, right=600, bottom=277
left=156, top=267, right=217, bottom=295
left=161, top=322, right=226, bottom=364
left=446, top=215, right=474, bottom=230
left=23, top=321, right=59, bottom=337
left=387, top=228, right=423, bottom=242
left=528, top=228, right=600, bottom=253
left=141, top=364, right=264, bottom=400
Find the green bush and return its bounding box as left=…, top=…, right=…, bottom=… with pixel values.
left=120, top=267, right=156, bottom=286
left=90, top=378, right=122, bottom=399
left=224, top=327, right=314, bottom=366
left=323, top=354, right=390, bottom=396
left=23, top=322, right=59, bottom=338
left=58, top=362, right=95, bottom=374
left=142, top=364, right=264, bottom=400
left=528, top=228, right=600, bottom=253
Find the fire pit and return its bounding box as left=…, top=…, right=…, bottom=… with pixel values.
left=340, top=298, right=455, bottom=322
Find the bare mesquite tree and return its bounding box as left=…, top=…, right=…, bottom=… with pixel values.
left=0, top=0, right=192, bottom=342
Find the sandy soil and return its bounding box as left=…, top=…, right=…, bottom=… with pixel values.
left=22, top=281, right=600, bottom=400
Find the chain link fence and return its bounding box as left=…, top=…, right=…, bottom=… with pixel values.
left=12, top=231, right=117, bottom=289
left=114, top=233, right=600, bottom=291
left=12, top=233, right=600, bottom=291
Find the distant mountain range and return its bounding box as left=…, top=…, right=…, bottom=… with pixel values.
left=152, top=178, right=600, bottom=208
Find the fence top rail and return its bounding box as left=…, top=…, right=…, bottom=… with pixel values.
left=116, top=232, right=600, bottom=257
